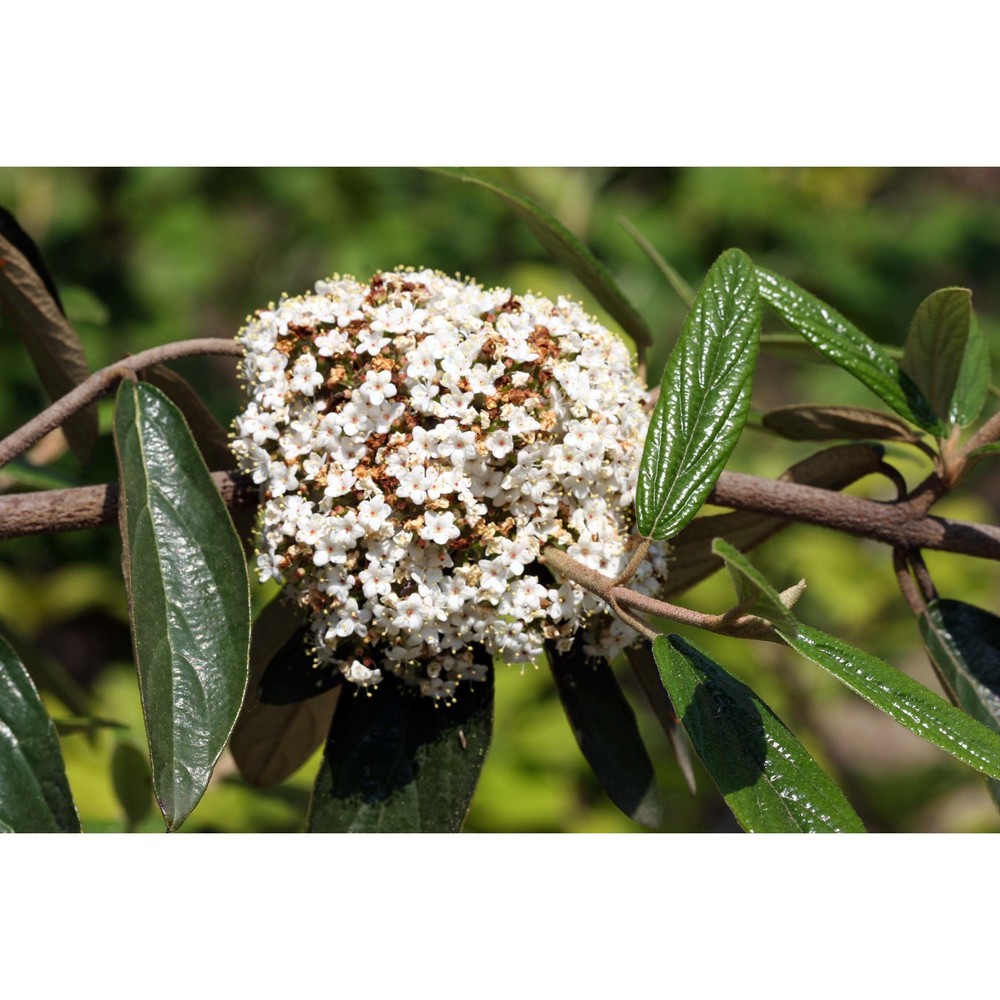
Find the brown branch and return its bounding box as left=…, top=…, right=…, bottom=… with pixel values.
left=0, top=472, right=258, bottom=539
left=0, top=338, right=244, bottom=470
left=708, top=471, right=1000, bottom=560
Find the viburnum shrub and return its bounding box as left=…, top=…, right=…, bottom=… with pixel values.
left=5, top=170, right=1000, bottom=834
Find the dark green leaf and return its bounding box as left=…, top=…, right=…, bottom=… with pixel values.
left=636, top=249, right=761, bottom=540
left=779, top=623, right=1000, bottom=782
left=902, top=287, right=987, bottom=428
left=761, top=404, right=922, bottom=444
left=618, top=216, right=694, bottom=308
left=113, top=380, right=250, bottom=830
left=111, top=740, right=154, bottom=831
left=757, top=266, right=941, bottom=433
left=230, top=598, right=339, bottom=787
left=919, top=599, right=1000, bottom=806
left=547, top=637, right=662, bottom=827
left=652, top=635, right=864, bottom=833
left=139, top=363, right=234, bottom=470
left=258, top=626, right=342, bottom=705
left=0, top=634, right=80, bottom=832
left=0, top=220, right=98, bottom=463
left=308, top=667, right=494, bottom=832
left=433, top=169, right=652, bottom=349
left=662, top=443, right=886, bottom=598
left=711, top=539, right=798, bottom=629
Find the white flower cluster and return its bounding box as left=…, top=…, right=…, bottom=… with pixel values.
left=233, top=268, right=669, bottom=699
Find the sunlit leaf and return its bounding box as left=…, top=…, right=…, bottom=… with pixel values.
left=547, top=637, right=661, bottom=827
left=139, top=363, right=234, bottom=470
left=757, top=266, right=941, bottom=433
left=761, top=404, right=922, bottom=444
left=636, top=249, right=760, bottom=540
left=433, top=169, right=652, bottom=349
left=0, top=209, right=97, bottom=463
left=114, top=380, right=250, bottom=830
left=0, top=633, right=80, bottom=832
left=652, top=635, right=864, bottom=833
left=308, top=668, right=494, bottom=832
left=711, top=538, right=798, bottom=630
left=780, top=623, right=1000, bottom=782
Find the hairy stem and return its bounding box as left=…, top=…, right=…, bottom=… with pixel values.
left=0, top=338, right=243, bottom=470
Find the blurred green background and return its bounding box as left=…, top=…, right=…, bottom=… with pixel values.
left=2, top=166, right=1000, bottom=833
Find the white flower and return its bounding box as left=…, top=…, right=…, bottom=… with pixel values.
left=233, top=268, right=668, bottom=699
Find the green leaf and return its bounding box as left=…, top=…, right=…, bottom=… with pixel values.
left=902, top=287, right=988, bottom=428
left=779, top=623, right=1000, bottom=782
left=710, top=538, right=799, bottom=629
left=636, top=249, right=761, bottom=540
left=919, top=599, right=1000, bottom=806
left=110, top=739, right=154, bottom=831
left=230, top=598, right=339, bottom=787
left=308, top=668, right=494, bottom=832
left=662, top=443, right=886, bottom=598
left=618, top=216, right=694, bottom=308
left=0, top=213, right=98, bottom=464
left=761, top=404, right=923, bottom=444
left=757, top=266, right=941, bottom=433
left=139, top=363, right=234, bottom=470
left=547, top=637, right=662, bottom=828
left=113, top=380, right=250, bottom=830
left=952, top=315, right=990, bottom=427
left=0, top=633, right=80, bottom=832
left=433, top=169, right=652, bottom=349
left=652, top=635, right=864, bottom=833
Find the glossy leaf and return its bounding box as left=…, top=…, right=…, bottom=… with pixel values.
left=919, top=599, right=1000, bottom=806
left=902, top=287, right=987, bottom=428
left=761, top=404, right=922, bottom=444
left=434, top=169, right=652, bottom=348
left=636, top=249, right=761, bottom=540
left=308, top=668, right=494, bottom=832
left=139, top=363, right=234, bottom=470
left=757, top=266, right=941, bottom=433
left=0, top=215, right=97, bottom=463
left=779, top=623, right=1000, bottom=782
left=114, top=380, right=250, bottom=830
left=662, top=443, right=886, bottom=598
left=711, top=539, right=798, bottom=629
left=652, top=635, right=864, bottom=833
left=0, top=633, right=80, bottom=832
left=619, top=216, right=694, bottom=307
left=230, top=597, right=337, bottom=787
left=547, top=637, right=662, bottom=827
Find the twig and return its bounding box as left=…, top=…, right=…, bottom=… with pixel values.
left=0, top=338, right=243, bottom=470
